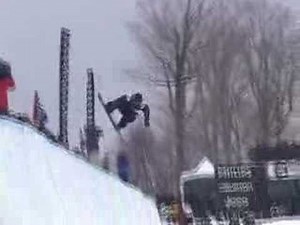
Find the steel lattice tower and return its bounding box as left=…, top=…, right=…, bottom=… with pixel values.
left=86, top=68, right=96, bottom=129
left=85, top=68, right=102, bottom=158
left=58, top=27, right=71, bottom=147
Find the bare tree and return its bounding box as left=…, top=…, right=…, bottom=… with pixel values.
left=186, top=0, right=300, bottom=163
left=120, top=122, right=155, bottom=195
left=122, top=120, right=176, bottom=197
left=129, top=0, right=205, bottom=195
left=240, top=0, right=298, bottom=145
left=127, top=0, right=299, bottom=223
left=128, top=1, right=207, bottom=223
left=184, top=0, right=250, bottom=163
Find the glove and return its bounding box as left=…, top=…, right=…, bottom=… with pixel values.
left=145, top=120, right=150, bottom=127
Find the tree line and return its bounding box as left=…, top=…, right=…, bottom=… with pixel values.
left=120, top=0, right=300, bottom=222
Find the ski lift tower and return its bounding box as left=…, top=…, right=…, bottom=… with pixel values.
left=58, top=27, right=71, bottom=148
left=85, top=68, right=103, bottom=161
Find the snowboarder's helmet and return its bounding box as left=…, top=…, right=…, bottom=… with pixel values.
left=130, top=93, right=143, bottom=103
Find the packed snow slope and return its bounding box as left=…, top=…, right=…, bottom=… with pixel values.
left=0, top=118, right=161, bottom=225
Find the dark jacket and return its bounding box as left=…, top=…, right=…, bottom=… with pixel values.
left=0, top=59, right=12, bottom=79
left=117, top=153, right=130, bottom=182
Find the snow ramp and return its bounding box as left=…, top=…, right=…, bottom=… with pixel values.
left=0, top=117, right=161, bottom=225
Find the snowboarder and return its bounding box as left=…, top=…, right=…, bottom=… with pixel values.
left=0, top=58, right=15, bottom=114
left=104, top=92, right=150, bottom=130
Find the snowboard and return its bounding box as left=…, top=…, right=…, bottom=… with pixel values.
left=97, top=92, right=123, bottom=138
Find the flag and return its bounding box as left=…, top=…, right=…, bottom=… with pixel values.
left=33, top=90, right=48, bottom=128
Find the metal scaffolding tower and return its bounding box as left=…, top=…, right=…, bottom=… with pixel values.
left=85, top=68, right=103, bottom=159
left=58, top=27, right=71, bottom=147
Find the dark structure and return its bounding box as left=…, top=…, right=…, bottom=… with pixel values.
left=249, top=142, right=300, bottom=161
left=86, top=68, right=96, bottom=132
left=58, top=27, right=71, bottom=148
left=85, top=68, right=102, bottom=160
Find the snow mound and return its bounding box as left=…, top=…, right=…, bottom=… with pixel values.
left=0, top=118, right=161, bottom=225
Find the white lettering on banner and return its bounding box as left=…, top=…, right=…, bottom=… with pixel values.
left=218, top=182, right=254, bottom=193
left=225, top=196, right=249, bottom=209
left=217, top=166, right=252, bottom=179
left=216, top=164, right=258, bottom=211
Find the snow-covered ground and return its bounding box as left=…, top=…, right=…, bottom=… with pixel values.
left=260, top=217, right=300, bottom=225
left=263, top=221, right=298, bottom=225
left=0, top=117, right=161, bottom=225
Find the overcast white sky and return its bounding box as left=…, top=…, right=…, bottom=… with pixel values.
left=0, top=0, right=157, bottom=151
left=0, top=0, right=299, bottom=151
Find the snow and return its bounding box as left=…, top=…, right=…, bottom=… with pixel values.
left=0, top=117, right=161, bottom=225
left=255, top=216, right=300, bottom=225
left=263, top=220, right=300, bottom=225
